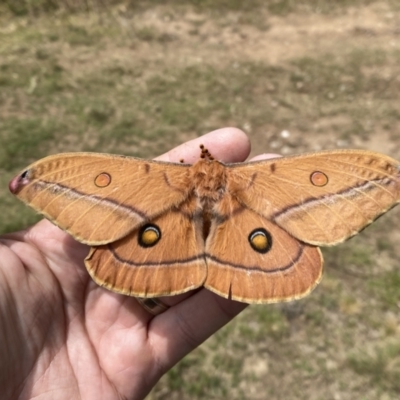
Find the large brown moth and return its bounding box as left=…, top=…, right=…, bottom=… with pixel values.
left=8, top=146, right=400, bottom=303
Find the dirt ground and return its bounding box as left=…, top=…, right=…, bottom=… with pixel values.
left=77, top=1, right=400, bottom=155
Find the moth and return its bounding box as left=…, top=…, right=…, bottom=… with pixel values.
left=9, top=146, right=400, bottom=303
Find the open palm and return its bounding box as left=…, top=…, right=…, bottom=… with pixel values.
left=0, top=129, right=250, bottom=400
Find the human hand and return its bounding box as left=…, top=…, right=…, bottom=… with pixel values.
left=0, top=128, right=251, bottom=400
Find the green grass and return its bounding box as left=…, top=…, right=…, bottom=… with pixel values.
left=348, top=342, right=400, bottom=391
left=369, top=271, right=400, bottom=311
left=2, top=0, right=398, bottom=19
left=0, top=118, right=62, bottom=171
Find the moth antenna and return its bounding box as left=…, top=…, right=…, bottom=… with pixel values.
left=199, top=144, right=215, bottom=161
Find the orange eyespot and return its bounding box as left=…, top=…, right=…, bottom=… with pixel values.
left=94, top=173, right=111, bottom=187
left=249, top=228, right=272, bottom=254
left=310, top=171, right=328, bottom=187
left=139, top=224, right=161, bottom=248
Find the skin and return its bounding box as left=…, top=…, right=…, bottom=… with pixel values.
left=0, top=128, right=276, bottom=400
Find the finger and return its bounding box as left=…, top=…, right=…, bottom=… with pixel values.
left=150, top=289, right=247, bottom=372
left=156, top=127, right=250, bottom=164
left=249, top=153, right=282, bottom=162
